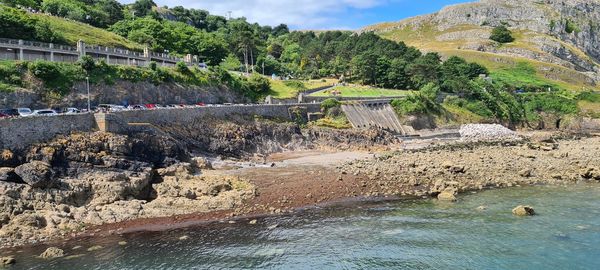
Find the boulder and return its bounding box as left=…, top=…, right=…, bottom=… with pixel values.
left=519, top=169, right=533, bottom=178
left=0, top=167, right=23, bottom=183
left=512, top=205, right=535, bottom=216
left=14, top=161, right=56, bottom=189
left=191, top=157, right=213, bottom=171
left=0, top=256, right=15, bottom=266
left=437, top=191, right=457, bottom=202
left=39, top=247, right=64, bottom=259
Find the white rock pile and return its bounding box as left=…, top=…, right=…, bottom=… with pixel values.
left=459, top=124, right=519, bottom=140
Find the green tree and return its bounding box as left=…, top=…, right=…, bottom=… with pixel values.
left=385, top=58, right=409, bottom=89
left=407, top=52, right=442, bottom=88
left=490, top=25, right=514, bottom=43
left=131, top=0, right=155, bottom=17
left=220, top=54, right=242, bottom=71
left=189, top=32, right=229, bottom=65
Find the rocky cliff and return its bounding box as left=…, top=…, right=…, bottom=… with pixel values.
left=363, top=0, right=600, bottom=88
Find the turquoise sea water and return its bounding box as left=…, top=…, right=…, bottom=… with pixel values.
left=5, top=184, right=600, bottom=269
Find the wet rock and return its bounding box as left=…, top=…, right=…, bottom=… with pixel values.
left=437, top=191, right=457, bottom=202
left=512, top=205, right=535, bottom=216
left=14, top=161, right=56, bottom=189
left=0, top=256, right=15, bottom=266
left=87, top=245, right=103, bottom=251
left=0, top=167, right=22, bottom=183
left=39, top=247, right=64, bottom=259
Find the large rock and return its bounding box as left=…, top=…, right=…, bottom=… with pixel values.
left=0, top=167, right=22, bottom=183
left=39, top=247, right=64, bottom=259
left=512, top=205, right=535, bottom=216
left=14, top=161, right=56, bottom=189
left=437, top=191, right=457, bottom=201
left=0, top=256, right=15, bottom=266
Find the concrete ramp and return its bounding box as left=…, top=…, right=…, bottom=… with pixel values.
left=342, top=103, right=416, bottom=136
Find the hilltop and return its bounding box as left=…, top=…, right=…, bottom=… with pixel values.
left=363, top=0, right=600, bottom=91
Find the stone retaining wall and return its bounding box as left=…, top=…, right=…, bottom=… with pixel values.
left=0, top=104, right=322, bottom=151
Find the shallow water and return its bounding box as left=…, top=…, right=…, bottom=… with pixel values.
left=5, top=184, right=600, bottom=270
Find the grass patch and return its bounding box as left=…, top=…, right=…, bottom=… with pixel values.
left=311, top=85, right=414, bottom=97
left=490, top=61, right=559, bottom=90
left=268, top=78, right=337, bottom=98
left=33, top=14, right=143, bottom=50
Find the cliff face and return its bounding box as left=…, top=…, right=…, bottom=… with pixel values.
left=363, top=0, right=600, bottom=87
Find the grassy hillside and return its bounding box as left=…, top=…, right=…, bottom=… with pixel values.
left=369, top=22, right=599, bottom=92
left=32, top=14, right=143, bottom=50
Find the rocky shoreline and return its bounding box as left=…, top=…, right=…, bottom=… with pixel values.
left=0, top=117, right=399, bottom=249
left=1, top=120, right=599, bottom=252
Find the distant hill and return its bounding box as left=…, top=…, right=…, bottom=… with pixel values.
left=362, top=0, right=600, bottom=91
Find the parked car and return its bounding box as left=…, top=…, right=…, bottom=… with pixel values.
left=196, top=102, right=206, bottom=107
left=0, top=112, right=10, bottom=119
left=129, top=104, right=146, bottom=110
left=97, top=104, right=126, bottom=112
left=144, top=104, right=157, bottom=109
left=32, top=109, right=58, bottom=116
left=63, top=108, right=81, bottom=114
left=17, top=108, right=32, bottom=116
left=0, top=109, right=19, bottom=117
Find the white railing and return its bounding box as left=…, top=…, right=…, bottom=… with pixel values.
left=0, top=38, right=194, bottom=65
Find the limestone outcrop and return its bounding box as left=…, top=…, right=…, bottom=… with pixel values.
left=363, top=0, right=600, bottom=84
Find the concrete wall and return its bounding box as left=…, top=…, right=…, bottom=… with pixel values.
left=0, top=104, right=321, bottom=151
left=113, top=104, right=321, bottom=125
left=0, top=113, right=97, bottom=151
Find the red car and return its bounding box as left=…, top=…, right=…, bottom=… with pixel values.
left=196, top=102, right=206, bottom=107
left=144, top=104, right=156, bottom=109
left=0, top=112, right=10, bottom=119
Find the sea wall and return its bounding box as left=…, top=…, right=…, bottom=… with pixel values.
left=0, top=113, right=97, bottom=151
left=0, top=103, right=322, bottom=151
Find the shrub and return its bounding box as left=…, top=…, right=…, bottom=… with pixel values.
left=490, top=25, right=514, bottom=43
left=149, top=61, right=158, bottom=71
left=565, top=19, right=580, bottom=34
left=78, top=55, right=96, bottom=73
left=321, top=98, right=341, bottom=111
left=283, top=80, right=306, bottom=90
left=27, top=60, right=83, bottom=95
left=175, top=61, right=189, bottom=73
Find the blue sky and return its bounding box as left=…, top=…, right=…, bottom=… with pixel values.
left=119, top=0, right=473, bottom=30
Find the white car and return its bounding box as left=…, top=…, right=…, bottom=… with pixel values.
left=17, top=108, right=32, bottom=116
left=31, top=109, right=58, bottom=116
left=64, top=108, right=81, bottom=114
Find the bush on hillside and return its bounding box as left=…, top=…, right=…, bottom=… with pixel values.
left=391, top=83, right=440, bottom=116
left=321, top=98, right=341, bottom=111
left=490, top=25, right=514, bottom=43
left=175, top=61, right=189, bottom=74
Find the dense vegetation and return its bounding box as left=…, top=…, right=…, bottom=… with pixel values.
left=0, top=58, right=271, bottom=101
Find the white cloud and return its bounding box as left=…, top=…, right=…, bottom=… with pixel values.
left=124, top=0, right=387, bottom=29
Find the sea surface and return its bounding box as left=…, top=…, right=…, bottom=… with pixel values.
left=5, top=183, right=600, bottom=270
